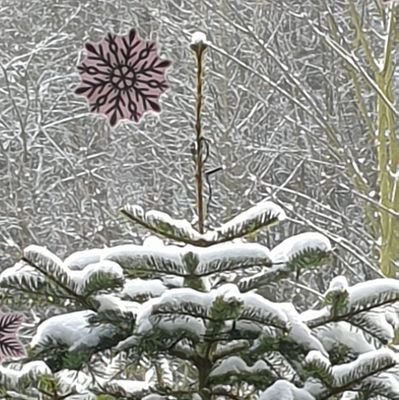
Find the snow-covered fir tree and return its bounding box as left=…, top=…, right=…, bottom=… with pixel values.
left=1, top=30, right=399, bottom=400
left=1, top=201, right=399, bottom=399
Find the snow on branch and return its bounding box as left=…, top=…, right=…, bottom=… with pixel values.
left=311, top=322, right=375, bottom=357
left=132, top=284, right=290, bottom=348
left=70, top=260, right=124, bottom=296
left=54, top=370, right=95, bottom=399
left=121, top=204, right=206, bottom=245
left=238, top=264, right=290, bottom=292
left=90, top=294, right=138, bottom=326
left=362, top=372, right=399, bottom=399
left=209, top=200, right=286, bottom=242
left=0, top=361, right=51, bottom=390
left=304, top=350, right=334, bottom=386
left=260, top=379, right=316, bottom=400
left=280, top=303, right=327, bottom=357
left=240, top=292, right=289, bottom=330
left=270, top=232, right=332, bottom=270
left=304, top=349, right=397, bottom=396
left=103, top=241, right=273, bottom=280
left=195, top=242, right=272, bottom=276
left=348, top=279, right=399, bottom=312
left=30, top=310, right=117, bottom=354
left=102, top=244, right=186, bottom=277
left=349, top=311, right=396, bottom=344
left=135, top=295, right=207, bottom=341
left=0, top=261, right=47, bottom=293
left=2, top=247, right=125, bottom=307
left=209, top=356, right=274, bottom=386
left=121, top=278, right=171, bottom=302
left=307, top=277, right=399, bottom=330
left=140, top=288, right=210, bottom=331
left=238, top=232, right=331, bottom=292
left=121, top=200, right=285, bottom=246
left=64, top=248, right=104, bottom=270
left=98, top=379, right=151, bottom=398
left=23, top=245, right=72, bottom=291
left=332, top=349, right=396, bottom=388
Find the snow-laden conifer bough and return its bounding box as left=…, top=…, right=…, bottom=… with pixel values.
left=1, top=198, right=399, bottom=399
left=1, top=27, right=399, bottom=400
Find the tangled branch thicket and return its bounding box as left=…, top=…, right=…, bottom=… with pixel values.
left=0, top=1, right=396, bottom=305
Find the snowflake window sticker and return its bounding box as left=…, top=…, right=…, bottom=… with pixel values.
left=75, top=29, right=171, bottom=126
left=0, top=312, right=25, bottom=362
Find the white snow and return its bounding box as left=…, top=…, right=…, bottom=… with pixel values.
left=24, top=245, right=64, bottom=270
left=280, top=303, right=327, bottom=356
left=127, top=205, right=204, bottom=242
left=136, top=299, right=207, bottom=339
left=213, top=201, right=286, bottom=240
left=210, top=356, right=268, bottom=377
left=305, top=350, right=330, bottom=368
left=123, top=204, right=205, bottom=241
left=328, top=276, right=349, bottom=291
left=215, top=283, right=242, bottom=303
left=191, top=31, right=207, bottom=45
left=315, top=322, right=374, bottom=354
left=270, top=232, right=331, bottom=264
left=64, top=248, right=104, bottom=270
left=142, top=395, right=167, bottom=400
left=23, top=245, right=71, bottom=285
left=241, top=292, right=288, bottom=329
left=142, top=235, right=165, bottom=248
left=122, top=278, right=169, bottom=300
left=260, top=379, right=315, bottom=399
left=134, top=284, right=247, bottom=337
left=337, top=392, right=358, bottom=400
left=70, top=260, right=124, bottom=295
left=348, top=279, right=399, bottom=310
left=55, top=370, right=92, bottom=396
left=155, top=287, right=213, bottom=309
left=161, top=275, right=184, bottom=288
left=94, top=293, right=140, bottom=314
left=300, top=308, right=330, bottom=324
left=366, top=310, right=396, bottom=343
left=102, top=244, right=185, bottom=276
left=332, top=349, right=396, bottom=387
left=0, top=361, right=51, bottom=386
left=195, top=242, right=272, bottom=275
left=0, top=261, right=44, bottom=288
left=102, top=379, right=149, bottom=395
left=365, top=372, right=399, bottom=397
left=31, top=310, right=115, bottom=352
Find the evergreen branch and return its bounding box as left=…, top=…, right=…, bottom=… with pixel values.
left=349, top=313, right=393, bottom=345
left=120, top=207, right=209, bottom=247
left=121, top=200, right=285, bottom=246
left=308, top=298, right=399, bottom=329
left=213, top=201, right=286, bottom=242
left=321, top=361, right=396, bottom=400
left=21, top=257, right=94, bottom=311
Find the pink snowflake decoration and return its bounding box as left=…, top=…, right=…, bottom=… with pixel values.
left=75, top=29, right=171, bottom=126
left=0, top=312, right=25, bottom=362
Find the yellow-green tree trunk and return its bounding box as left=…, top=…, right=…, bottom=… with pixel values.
left=376, top=8, right=399, bottom=277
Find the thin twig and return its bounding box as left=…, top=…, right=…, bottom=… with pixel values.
left=193, top=45, right=207, bottom=233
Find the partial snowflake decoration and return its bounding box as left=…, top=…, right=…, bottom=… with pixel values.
left=75, top=29, right=171, bottom=126
left=0, top=312, right=25, bottom=362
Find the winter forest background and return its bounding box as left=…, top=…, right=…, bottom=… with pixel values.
left=0, top=0, right=399, bottom=399
left=1, top=0, right=399, bottom=295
